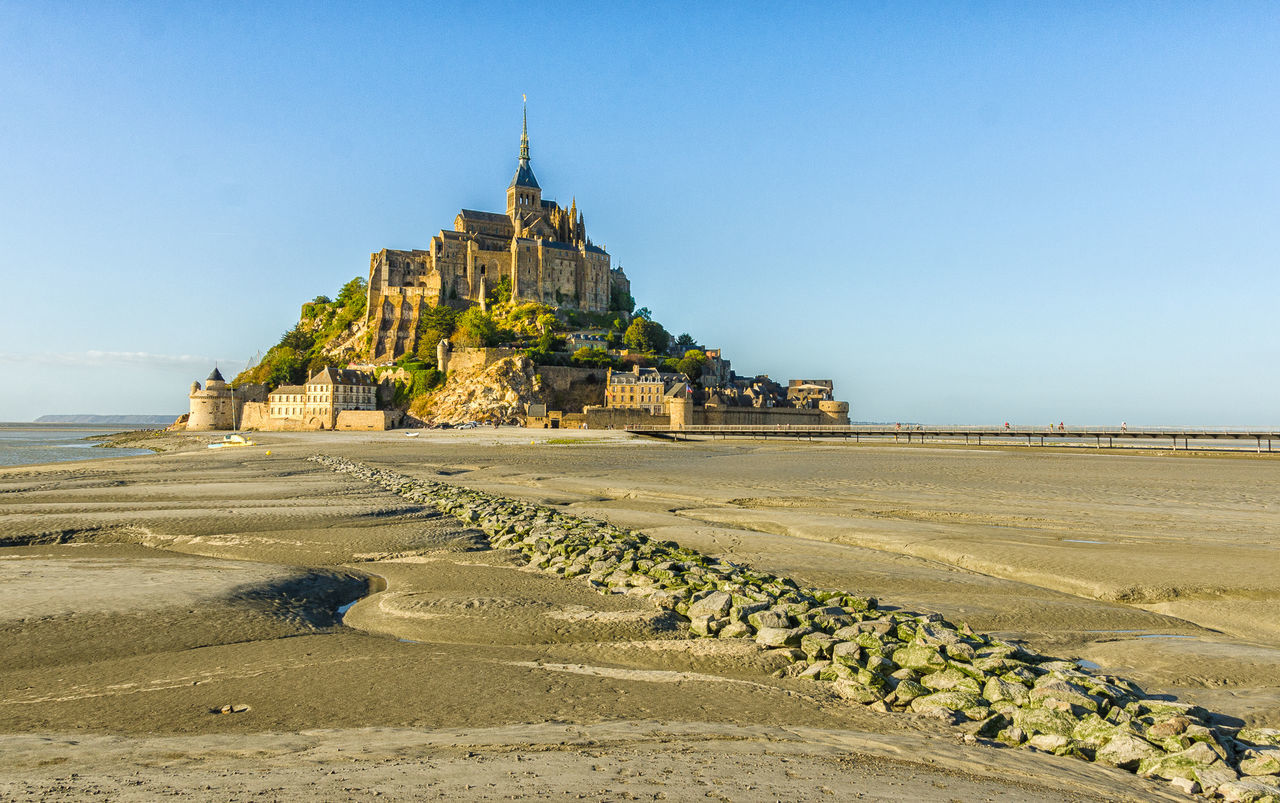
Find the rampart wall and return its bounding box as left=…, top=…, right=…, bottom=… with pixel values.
left=335, top=410, right=401, bottom=431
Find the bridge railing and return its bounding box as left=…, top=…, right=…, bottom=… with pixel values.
left=623, top=424, right=1280, bottom=436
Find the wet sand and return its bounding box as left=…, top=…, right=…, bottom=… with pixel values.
left=1, top=429, right=1275, bottom=800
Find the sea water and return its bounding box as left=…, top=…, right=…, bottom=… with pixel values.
left=0, top=424, right=153, bottom=467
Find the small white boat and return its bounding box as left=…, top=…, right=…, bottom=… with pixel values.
left=208, top=434, right=255, bottom=449
left=405, top=432, right=420, bottom=438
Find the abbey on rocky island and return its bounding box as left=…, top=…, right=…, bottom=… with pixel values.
left=366, top=107, right=631, bottom=361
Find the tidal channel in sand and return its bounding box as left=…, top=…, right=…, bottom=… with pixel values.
left=0, top=429, right=1275, bottom=800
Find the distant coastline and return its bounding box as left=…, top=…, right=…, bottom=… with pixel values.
left=32, top=414, right=180, bottom=426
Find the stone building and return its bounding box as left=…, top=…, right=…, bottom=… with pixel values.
left=604, top=366, right=688, bottom=414
left=243, top=368, right=378, bottom=431
left=366, top=106, right=631, bottom=361
left=267, top=385, right=306, bottom=419
left=186, top=368, right=266, bottom=431
left=787, top=379, right=835, bottom=407
left=297, top=368, right=376, bottom=430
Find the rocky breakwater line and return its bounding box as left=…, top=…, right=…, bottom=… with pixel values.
left=309, top=454, right=1280, bottom=801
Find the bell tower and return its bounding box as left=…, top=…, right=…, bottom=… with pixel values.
left=506, top=100, right=542, bottom=218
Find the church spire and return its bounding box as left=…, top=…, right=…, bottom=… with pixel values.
left=520, top=96, right=530, bottom=163
left=507, top=95, right=541, bottom=210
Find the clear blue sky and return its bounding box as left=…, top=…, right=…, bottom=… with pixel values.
left=2, top=2, right=1277, bottom=424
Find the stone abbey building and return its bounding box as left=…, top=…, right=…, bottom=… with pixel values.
left=366, top=109, right=631, bottom=361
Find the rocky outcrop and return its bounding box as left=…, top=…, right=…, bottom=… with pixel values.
left=419, top=356, right=541, bottom=425
left=309, top=454, right=1280, bottom=801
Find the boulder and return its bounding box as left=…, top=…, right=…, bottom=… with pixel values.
left=1013, top=707, right=1079, bottom=739
left=1240, top=748, right=1280, bottom=777
left=1028, top=733, right=1069, bottom=752
left=748, top=609, right=792, bottom=630
left=891, top=679, right=929, bottom=705
left=982, top=677, right=1030, bottom=707
left=893, top=644, right=947, bottom=673
left=1095, top=732, right=1161, bottom=771
left=756, top=626, right=806, bottom=649
left=1238, top=728, right=1280, bottom=748
left=1194, top=764, right=1242, bottom=795
left=995, top=726, right=1027, bottom=746
left=801, top=632, right=839, bottom=661
left=1216, top=778, right=1280, bottom=803
left=1030, top=678, right=1100, bottom=713
left=1138, top=742, right=1224, bottom=782
left=687, top=590, right=732, bottom=619
left=688, top=614, right=719, bottom=637
left=831, top=641, right=862, bottom=668
left=834, top=678, right=885, bottom=704
left=910, top=690, right=987, bottom=718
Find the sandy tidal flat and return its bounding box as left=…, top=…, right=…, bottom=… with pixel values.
left=0, top=429, right=1276, bottom=800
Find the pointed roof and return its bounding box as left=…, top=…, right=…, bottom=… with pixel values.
left=509, top=102, right=540, bottom=190
left=207, top=367, right=225, bottom=382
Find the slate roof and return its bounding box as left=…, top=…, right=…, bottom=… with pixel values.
left=206, top=367, right=225, bottom=382
left=458, top=209, right=512, bottom=224
left=509, top=159, right=540, bottom=190
left=308, top=367, right=375, bottom=386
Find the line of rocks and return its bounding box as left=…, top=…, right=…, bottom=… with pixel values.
left=310, top=454, right=1280, bottom=802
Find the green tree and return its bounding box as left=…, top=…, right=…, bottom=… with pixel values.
left=265, top=347, right=306, bottom=387
left=454, top=307, right=499, bottom=347
left=414, top=305, right=458, bottom=362
left=623, top=317, right=670, bottom=354
left=536, top=312, right=559, bottom=334
left=486, top=275, right=512, bottom=308
left=608, top=284, right=635, bottom=313
left=280, top=324, right=315, bottom=353
left=675, top=333, right=697, bottom=350
left=660, top=357, right=680, bottom=374
left=634, top=307, right=652, bottom=320
left=677, top=349, right=707, bottom=382
left=336, top=276, right=367, bottom=308
left=572, top=346, right=614, bottom=368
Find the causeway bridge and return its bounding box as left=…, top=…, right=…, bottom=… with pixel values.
left=625, top=424, right=1280, bottom=451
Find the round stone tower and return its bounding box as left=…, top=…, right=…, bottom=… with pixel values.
left=187, top=367, right=236, bottom=431
left=667, top=396, right=694, bottom=430
left=437, top=338, right=452, bottom=374
left=818, top=400, right=850, bottom=426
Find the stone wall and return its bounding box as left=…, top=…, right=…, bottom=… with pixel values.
left=576, top=401, right=850, bottom=430
left=582, top=406, right=669, bottom=429
left=239, top=403, right=308, bottom=431
left=447, top=347, right=523, bottom=376
left=698, top=406, right=832, bottom=427
left=335, top=410, right=402, bottom=431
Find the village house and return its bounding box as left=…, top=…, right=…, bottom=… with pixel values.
left=787, top=379, right=836, bottom=408
left=300, top=367, right=377, bottom=429
left=604, top=366, right=688, bottom=414
left=268, top=385, right=306, bottom=419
